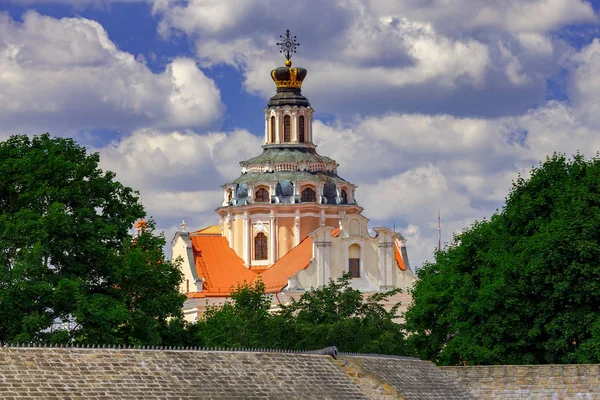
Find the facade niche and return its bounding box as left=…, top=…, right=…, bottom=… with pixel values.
left=348, top=243, right=361, bottom=278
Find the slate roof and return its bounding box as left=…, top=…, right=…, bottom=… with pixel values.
left=240, top=147, right=336, bottom=166
left=228, top=170, right=350, bottom=185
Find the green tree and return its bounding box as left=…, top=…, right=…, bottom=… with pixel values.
left=196, top=274, right=410, bottom=355
left=0, top=134, right=185, bottom=345
left=405, top=153, right=600, bottom=365
left=196, top=279, right=272, bottom=348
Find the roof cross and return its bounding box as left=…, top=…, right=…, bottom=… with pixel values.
left=277, top=29, right=299, bottom=61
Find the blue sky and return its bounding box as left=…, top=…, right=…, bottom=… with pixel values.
left=1, top=0, right=600, bottom=267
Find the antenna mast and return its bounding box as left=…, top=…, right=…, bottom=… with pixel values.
left=437, top=210, right=441, bottom=251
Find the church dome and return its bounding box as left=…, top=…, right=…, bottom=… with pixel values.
left=268, top=62, right=311, bottom=108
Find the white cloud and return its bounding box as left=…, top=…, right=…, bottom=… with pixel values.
left=311, top=100, right=600, bottom=267
left=0, top=11, right=223, bottom=135
left=367, top=0, right=597, bottom=34
left=568, top=38, right=600, bottom=129
left=7, top=0, right=146, bottom=5
left=97, top=128, right=262, bottom=223
left=151, top=0, right=575, bottom=118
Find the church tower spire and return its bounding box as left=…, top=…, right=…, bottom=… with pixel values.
left=217, top=31, right=362, bottom=269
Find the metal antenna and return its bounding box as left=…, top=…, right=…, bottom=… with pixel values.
left=437, top=210, right=441, bottom=251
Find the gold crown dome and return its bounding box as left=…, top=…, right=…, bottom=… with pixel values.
left=271, top=29, right=306, bottom=89
left=270, top=61, right=308, bottom=89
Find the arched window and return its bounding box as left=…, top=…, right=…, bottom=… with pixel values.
left=299, top=116, right=305, bottom=143
left=270, top=116, right=276, bottom=143
left=254, top=232, right=268, bottom=260
left=284, top=115, right=291, bottom=142
left=349, top=244, right=360, bottom=278
left=340, top=189, right=348, bottom=204
left=301, top=187, right=316, bottom=203
left=255, top=188, right=269, bottom=203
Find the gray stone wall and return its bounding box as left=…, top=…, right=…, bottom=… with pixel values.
left=0, top=347, right=366, bottom=399
left=0, top=347, right=474, bottom=399
left=345, top=356, right=473, bottom=399
left=443, top=364, right=600, bottom=399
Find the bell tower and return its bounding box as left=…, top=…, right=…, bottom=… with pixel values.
left=217, top=30, right=363, bottom=269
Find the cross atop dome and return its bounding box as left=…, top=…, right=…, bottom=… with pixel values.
left=277, top=29, right=300, bottom=67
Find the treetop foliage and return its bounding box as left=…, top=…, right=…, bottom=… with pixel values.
left=405, top=153, right=600, bottom=365
left=192, top=274, right=411, bottom=355
left=0, top=134, right=185, bottom=345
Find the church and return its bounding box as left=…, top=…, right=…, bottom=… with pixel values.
left=171, top=32, right=416, bottom=321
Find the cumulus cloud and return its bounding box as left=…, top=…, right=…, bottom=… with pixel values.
left=367, top=0, right=597, bottom=35
left=568, top=38, right=600, bottom=129
left=312, top=100, right=600, bottom=267
left=150, top=0, right=578, bottom=118
left=97, top=128, right=262, bottom=228
left=0, top=11, right=223, bottom=136
left=7, top=0, right=146, bottom=5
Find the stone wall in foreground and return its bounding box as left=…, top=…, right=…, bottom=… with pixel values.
left=0, top=347, right=472, bottom=399
left=442, top=364, right=600, bottom=399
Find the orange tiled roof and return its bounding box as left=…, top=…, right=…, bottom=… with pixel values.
left=255, top=237, right=313, bottom=293
left=134, top=219, right=147, bottom=229
left=331, top=227, right=341, bottom=237
left=395, top=243, right=406, bottom=271
left=191, top=225, right=222, bottom=235
left=190, top=235, right=257, bottom=296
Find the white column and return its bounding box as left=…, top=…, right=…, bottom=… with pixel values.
left=294, top=209, right=300, bottom=246
left=378, top=238, right=386, bottom=288
left=293, top=182, right=300, bottom=204
left=386, top=241, right=394, bottom=288
left=324, top=241, right=331, bottom=283
left=308, top=110, right=313, bottom=143
left=316, top=183, right=324, bottom=204
left=222, top=189, right=229, bottom=207
left=227, top=213, right=233, bottom=249
left=242, top=212, right=249, bottom=266
left=264, top=115, right=268, bottom=143
left=275, top=113, right=280, bottom=144
left=269, top=210, right=276, bottom=263
left=335, top=184, right=342, bottom=204
left=316, top=243, right=324, bottom=287
left=292, top=113, right=297, bottom=142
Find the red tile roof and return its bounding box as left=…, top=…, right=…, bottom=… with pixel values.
left=189, top=235, right=257, bottom=297
left=331, top=227, right=341, bottom=237
left=255, top=237, right=313, bottom=293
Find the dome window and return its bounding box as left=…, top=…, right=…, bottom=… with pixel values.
left=340, top=189, right=348, bottom=204
left=299, top=116, right=305, bottom=143
left=255, top=188, right=270, bottom=203
left=270, top=116, right=276, bottom=143
left=301, top=187, right=316, bottom=203
left=284, top=115, right=291, bottom=142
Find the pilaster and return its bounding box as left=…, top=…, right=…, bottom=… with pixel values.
left=242, top=212, right=249, bottom=266
left=269, top=210, right=276, bottom=263
left=294, top=209, right=300, bottom=246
